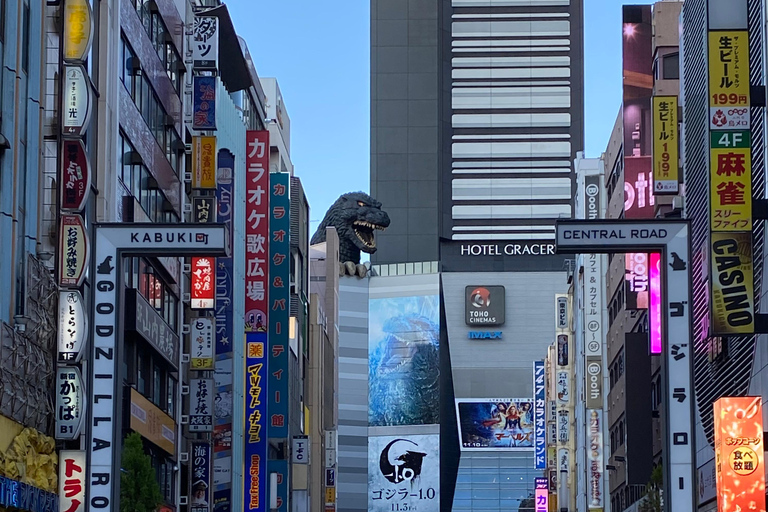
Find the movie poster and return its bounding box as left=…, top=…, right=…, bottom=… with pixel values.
left=369, top=295, right=440, bottom=427
left=368, top=435, right=439, bottom=512
left=456, top=399, right=535, bottom=450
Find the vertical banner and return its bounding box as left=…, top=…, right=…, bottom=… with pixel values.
left=191, top=318, right=215, bottom=370
left=713, top=397, right=765, bottom=512
left=191, top=442, right=212, bottom=512
left=587, top=410, right=604, bottom=511
left=534, top=361, right=546, bottom=469
left=652, top=96, right=680, bottom=194
left=192, top=16, right=219, bottom=70
left=708, top=31, right=750, bottom=130
left=245, top=332, right=268, bottom=512
left=190, top=378, right=214, bottom=432
left=649, top=252, right=663, bottom=354
left=192, top=136, right=218, bottom=189
left=535, top=477, right=549, bottom=512
left=268, top=173, right=290, bottom=438
left=214, top=152, right=235, bottom=512
left=193, top=197, right=217, bottom=224
left=244, top=131, right=270, bottom=333
left=56, top=367, right=85, bottom=440
left=709, top=144, right=752, bottom=231
left=59, top=450, right=86, bottom=512
left=193, top=76, right=217, bottom=131
left=59, top=214, right=89, bottom=288
left=191, top=257, right=216, bottom=309
left=710, top=232, right=754, bottom=334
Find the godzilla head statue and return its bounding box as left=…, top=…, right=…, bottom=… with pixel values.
left=311, top=192, right=391, bottom=265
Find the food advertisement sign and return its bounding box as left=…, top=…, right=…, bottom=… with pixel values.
left=456, top=399, right=534, bottom=450
left=58, top=290, right=86, bottom=362
left=63, top=0, right=93, bottom=62
left=191, top=257, right=216, bottom=309
left=61, top=139, right=91, bottom=212
left=191, top=317, right=215, bottom=370
left=192, top=136, right=217, bottom=190
left=652, top=96, right=679, bottom=194
left=190, top=378, right=214, bottom=432
left=713, top=397, right=766, bottom=512
left=368, top=435, right=439, bottom=512
left=710, top=232, right=754, bottom=335
left=58, top=214, right=89, bottom=288
left=709, top=31, right=750, bottom=130
left=62, top=65, right=92, bottom=136
left=56, top=367, right=85, bottom=440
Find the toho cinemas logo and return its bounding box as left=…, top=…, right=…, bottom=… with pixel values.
left=465, top=286, right=506, bottom=326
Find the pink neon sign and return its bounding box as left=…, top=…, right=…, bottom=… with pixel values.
left=649, top=252, right=662, bottom=354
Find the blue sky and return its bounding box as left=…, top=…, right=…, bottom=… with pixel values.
left=228, top=0, right=656, bottom=232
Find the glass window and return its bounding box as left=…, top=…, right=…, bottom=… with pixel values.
left=137, top=351, right=146, bottom=395
left=152, top=364, right=162, bottom=405
left=663, top=53, right=679, bottom=80
left=167, top=376, right=176, bottom=417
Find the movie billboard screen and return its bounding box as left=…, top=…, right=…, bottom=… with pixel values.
left=369, top=295, right=440, bottom=427
left=456, top=399, right=535, bottom=450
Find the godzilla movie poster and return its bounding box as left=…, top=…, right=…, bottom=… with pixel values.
left=369, top=294, right=440, bottom=427
left=368, top=435, right=440, bottom=512
left=456, top=399, right=535, bottom=450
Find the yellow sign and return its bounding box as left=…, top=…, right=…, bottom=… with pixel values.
left=325, top=487, right=336, bottom=504
left=63, top=0, right=93, bottom=62
left=710, top=232, right=754, bottom=334
left=708, top=31, right=750, bottom=130
left=129, top=389, right=176, bottom=454
left=192, top=136, right=217, bottom=189
left=652, top=96, right=679, bottom=195
left=713, top=397, right=766, bottom=512
left=710, top=147, right=751, bottom=231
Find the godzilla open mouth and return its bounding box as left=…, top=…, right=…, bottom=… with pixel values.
left=353, top=220, right=386, bottom=249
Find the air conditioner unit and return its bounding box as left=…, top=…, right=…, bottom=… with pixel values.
left=181, top=354, right=191, bottom=364
left=181, top=415, right=189, bottom=425
left=179, top=452, right=189, bottom=463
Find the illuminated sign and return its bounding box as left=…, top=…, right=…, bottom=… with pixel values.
left=710, top=145, right=751, bottom=231
left=713, top=397, right=765, bottom=512
left=193, top=76, right=217, bottom=131
left=62, top=65, right=92, bottom=136
left=649, top=252, right=662, bottom=353
left=710, top=232, right=754, bottom=334
left=190, top=317, right=215, bottom=370
left=192, top=16, right=219, bottom=70
left=129, top=388, right=176, bottom=454
left=191, top=257, right=216, bottom=309
left=534, top=361, right=546, bottom=470
left=652, top=96, right=679, bottom=194
left=467, top=331, right=502, bottom=339
left=56, top=367, right=85, bottom=440
left=556, top=296, right=568, bottom=330
left=192, top=136, right=217, bottom=189
left=588, top=410, right=604, bottom=511
left=585, top=357, right=602, bottom=409
left=60, top=139, right=91, bottom=212
left=292, top=436, right=309, bottom=464
left=63, top=0, right=93, bottom=62
left=625, top=252, right=649, bottom=310
left=244, top=131, right=270, bottom=333
left=191, top=442, right=211, bottom=512
left=465, top=286, right=505, bottom=326
left=193, top=197, right=217, bottom=224
left=245, top=333, right=268, bottom=512
left=58, top=214, right=89, bottom=288
left=59, top=450, right=86, bottom=512
left=57, top=290, right=86, bottom=362
left=709, top=31, right=750, bottom=130
left=458, top=242, right=555, bottom=256
left=535, top=477, right=548, bottom=512
left=557, top=410, right=569, bottom=443
left=556, top=371, right=569, bottom=405
left=189, top=378, right=214, bottom=432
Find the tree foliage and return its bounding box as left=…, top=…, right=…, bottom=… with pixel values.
left=639, top=464, right=663, bottom=512
left=120, top=432, right=163, bottom=512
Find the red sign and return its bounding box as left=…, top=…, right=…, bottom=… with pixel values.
left=191, top=257, right=215, bottom=309
left=245, top=131, right=270, bottom=333
left=59, top=450, right=86, bottom=512
left=61, top=139, right=91, bottom=212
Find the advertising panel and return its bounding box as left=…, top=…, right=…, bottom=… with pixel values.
left=708, top=31, right=750, bottom=130
left=556, top=371, right=569, bottom=405
left=192, top=16, right=219, bottom=70
left=58, top=214, right=89, bottom=288
left=214, top=152, right=234, bottom=512
left=556, top=296, right=568, bottom=330
left=59, top=450, right=86, bottom=512
left=192, top=136, right=217, bottom=190
left=557, top=410, right=569, bottom=444
left=244, top=131, right=269, bottom=333
left=625, top=252, right=649, bottom=310
left=193, top=76, right=217, bottom=131
left=710, top=232, right=754, bottom=334
left=58, top=290, right=86, bottom=362
left=62, top=65, right=92, bottom=137
left=713, top=397, right=766, bottom=512
left=191, top=317, right=215, bottom=370
left=193, top=197, right=217, bottom=224
left=368, top=435, right=439, bottom=512
left=585, top=357, right=603, bottom=409
left=63, top=0, right=93, bottom=62
left=534, top=361, right=546, bottom=469
left=588, top=410, right=604, bottom=511
left=709, top=146, right=751, bottom=231
left=369, top=295, right=439, bottom=427
left=61, top=139, right=91, bottom=212
left=245, top=332, right=269, bottom=512
left=190, top=378, right=214, bottom=432
left=464, top=286, right=505, bottom=326
left=292, top=436, right=309, bottom=464
left=191, top=257, right=216, bottom=309
left=268, top=173, right=290, bottom=438
left=652, top=96, right=679, bottom=194
left=556, top=334, right=568, bottom=367
left=649, top=252, right=663, bottom=354
left=56, top=367, right=85, bottom=440
left=129, top=388, right=176, bottom=454
left=456, top=399, right=534, bottom=450
left=584, top=252, right=603, bottom=357
left=535, top=477, right=548, bottom=512
left=191, top=442, right=212, bottom=512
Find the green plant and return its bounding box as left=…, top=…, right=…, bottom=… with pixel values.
left=639, top=464, right=663, bottom=512
left=120, top=432, right=163, bottom=512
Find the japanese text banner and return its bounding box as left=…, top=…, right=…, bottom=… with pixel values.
left=268, top=173, right=290, bottom=439
left=245, top=131, right=269, bottom=333
left=710, top=146, right=752, bottom=231
left=709, top=31, right=750, bottom=130
left=652, top=96, right=679, bottom=194
left=710, top=232, right=754, bottom=335
left=245, top=332, right=268, bottom=512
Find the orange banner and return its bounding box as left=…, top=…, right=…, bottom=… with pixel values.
left=714, top=397, right=766, bottom=512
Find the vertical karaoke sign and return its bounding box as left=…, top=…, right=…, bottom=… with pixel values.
left=533, top=361, right=546, bottom=470
left=245, top=131, right=270, bottom=512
